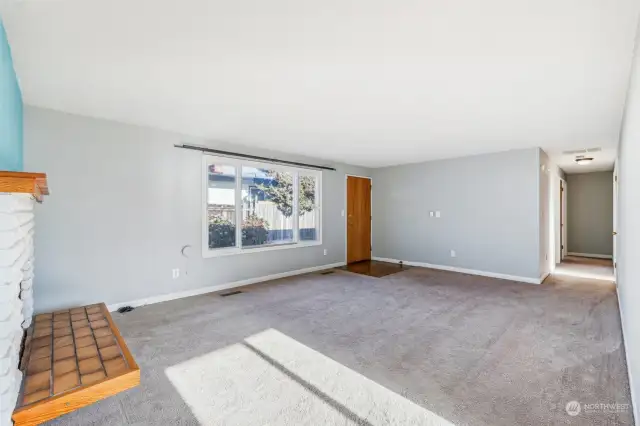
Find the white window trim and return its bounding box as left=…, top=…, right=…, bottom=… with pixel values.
left=202, top=155, right=323, bottom=258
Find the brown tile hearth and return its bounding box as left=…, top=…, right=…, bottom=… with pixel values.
left=13, top=303, right=140, bottom=426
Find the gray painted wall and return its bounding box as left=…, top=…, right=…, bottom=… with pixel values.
left=24, top=106, right=370, bottom=312
left=616, top=19, right=640, bottom=421
left=566, top=172, right=613, bottom=256
left=371, top=148, right=541, bottom=280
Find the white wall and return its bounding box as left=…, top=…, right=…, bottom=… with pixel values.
left=616, top=19, right=640, bottom=422
left=0, top=194, right=35, bottom=426
left=538, top=149, right=565, bottom=275
left=371, top=148, right=542, bottom=281
left=555, top=172, right=567, bottom=265
left=538, top=149, right=551, bottom=278
left=24, top=106, right=370, bottom=312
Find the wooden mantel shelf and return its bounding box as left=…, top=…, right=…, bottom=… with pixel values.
left=0, top=171, right=49, bottom=201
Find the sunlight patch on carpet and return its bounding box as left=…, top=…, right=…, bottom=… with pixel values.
left=166, top=329, right=455, bottom=426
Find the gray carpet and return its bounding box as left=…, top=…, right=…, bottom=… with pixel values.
left=45, top=266, right=632, bottom=425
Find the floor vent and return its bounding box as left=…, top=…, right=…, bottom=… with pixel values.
left=320, top=271, right=335, bottom=275
left=220, top=290, right=243, bottom=297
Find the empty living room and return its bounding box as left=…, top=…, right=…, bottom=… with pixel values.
left=2, top=1, right=640, bottom=425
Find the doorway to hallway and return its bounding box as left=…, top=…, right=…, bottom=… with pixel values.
left=554, top=255, right=614, bottom=281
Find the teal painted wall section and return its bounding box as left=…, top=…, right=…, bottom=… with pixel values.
left=0, top=19, right=23, bottom=171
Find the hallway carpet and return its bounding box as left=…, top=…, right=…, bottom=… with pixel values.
left=555, top=255, right=615, bottom=281
left=45, top=267, right=632, bottom=425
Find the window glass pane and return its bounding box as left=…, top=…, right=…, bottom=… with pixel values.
left=242, top=167, right=294, bottom=247
left=299, top=174, right=319, bottom=241
left=207, top=164, right=236, bottom=249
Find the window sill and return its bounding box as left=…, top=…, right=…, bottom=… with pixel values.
left=202, top=240, right=323, bottom=258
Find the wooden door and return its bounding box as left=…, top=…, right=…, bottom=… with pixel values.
left=347, top=176, right=371, bottom=264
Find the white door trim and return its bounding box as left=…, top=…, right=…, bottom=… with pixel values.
left=613, top=160, right=619, bottom=283
left=561, top=178, right=568, bottom=260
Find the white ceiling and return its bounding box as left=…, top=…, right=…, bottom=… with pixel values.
left=3, top=0, right=639, bottom=169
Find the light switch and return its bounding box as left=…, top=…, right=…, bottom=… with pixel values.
left=435, top=211, right=441, bottom=218
left=429, top=211, right=434, bottom=217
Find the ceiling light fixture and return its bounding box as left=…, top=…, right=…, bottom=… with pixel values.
left=575, top=156, right=594, bottom=165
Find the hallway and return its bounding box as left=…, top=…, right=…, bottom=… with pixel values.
left=554, top=256, right=615, bottom=282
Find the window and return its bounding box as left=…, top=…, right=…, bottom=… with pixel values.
left=207, top=164, right=237, bottom=249
left=203, top=156, right=322, bottom=257
left=298, top=173, right=320, bottom=241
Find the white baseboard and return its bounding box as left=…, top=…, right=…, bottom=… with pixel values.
left=372, top=257, right=542, bottom=284
left=107, top=262, right=345, bottom=312
left=567, top=252, right=613, bottom=259
left=616, top=286, right=639, bottom=422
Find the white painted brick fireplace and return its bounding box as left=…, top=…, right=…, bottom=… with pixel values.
left=0, top=193, right=35, bottom=426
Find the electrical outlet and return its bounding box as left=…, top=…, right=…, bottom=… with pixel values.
left=450, top=250, right=456, bottom=258
left=172, top=268, right=180, bottom=279
left=436, top=211, right=441, bottom=218
left=323, top=249, right=328, bottom=256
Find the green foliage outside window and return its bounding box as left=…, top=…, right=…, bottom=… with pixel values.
left=209, top=214, right=270, bottom=248
left=257, top=171, right=316, bottom=217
